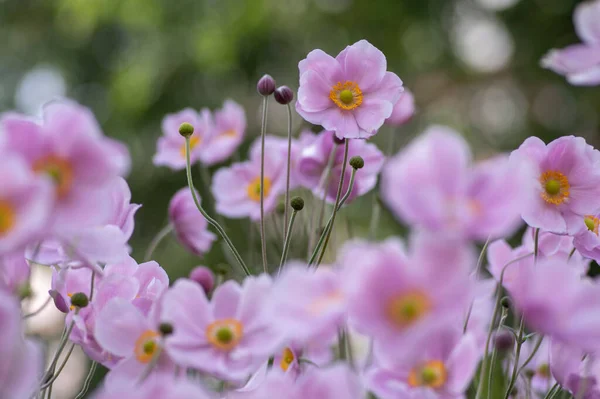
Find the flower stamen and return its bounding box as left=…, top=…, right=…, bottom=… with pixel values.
left=585, top=215, right=600, bottom=235
left=33, top=156, right=73, bottom=198
left=408, top=360, right=447, bottom=389
left=386, top=291, right=431, bottom=328
left=206, top=318, right=243, bottom=351
left=134, top=330, right=161, bottom=363
left=280, top=347, right=295, bottom=372
left=329, top=81, right=363, bottom=110
left=0, top=201, right=15, bottom=236
left=539, top=170, right=570, bottom=205
left=247, top=176, right=272, bottom=202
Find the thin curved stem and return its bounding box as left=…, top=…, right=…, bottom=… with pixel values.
left=517, top=334, right=544, bottom=377
left=464, top=236, right=492, bottom=332
left=283, top=103, right=293, bottom=240
left=278, top=210, right=298, bottom=275
left=23, top=296, right=52, bottom=319
left=144, top=224, right=173, bottom=262
left=184, top=137, right=251, bottom=276
left=309, top=164, right=356, bottom=268
left=314, top=141, right=349, bottom=267
left=74, top=361, right=98, bottom=399
left=488, top=308, right=509, bottom=399
left=39, top=344, right=75, bottom=390
left=543, top=383, right=560, bottom=399
left=40, top=318, right=77, bottom=396
left=259, top=96, right=269, bottom=273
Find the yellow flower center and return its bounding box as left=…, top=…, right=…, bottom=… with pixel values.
left=280, top=347, right=295, bottom=371
left=33, top=156, right=73, bottom=198
left=386, top=291, right=431, bottom=329
left=206, top=318, right=243, bottom=351
left=408, top=360, right=448, bottom=389
left=134, top=330, right=160, bottom=363
left=329, top=81, right=363, bottom=110
left=585, top=215, right=599, bottom=235
left=537, top=363, right=550, bottom=378
left=0, top=201, right=16, bottom=237
left=539, top=171, right=570, bottom=205
left=247, top=176, right=272, bottom=202
left=221, top=129, right=237, bottom=138
left=180, top=135, right=201, bottom=158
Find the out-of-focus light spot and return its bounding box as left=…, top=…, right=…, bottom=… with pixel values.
left=470, top=82, right=527, bottom=137
left=402, top=23, right=443, bottom=69
left=532, top=85, right=577, bottom=131
left=452, top=15, right=514, bottom=73
left=314, top=0, right=352, bottom=13
left=476, top=0, right=521, bottom=11
left=15, top=66, right=66, bottom=117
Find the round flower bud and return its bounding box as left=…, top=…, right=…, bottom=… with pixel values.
left=178, top=122, right=194, bottom=138
left=159, top=322, right=174, bottom=336
left=290, top=196, right=305, bottom=211
left=70, top=292, right=89, bottom=308
left=189, top=266, right=214, bottom=294
left=501, top=297, right=511, bottom=309
left=494, top=331, right=514, bottom=352
left=349, top=156, right=364, bottom=170
left=257, top=74, right=276, bottom=96
left=274, top=86, right=294, bottom=105
left=333, top=135, right=345, bottom=145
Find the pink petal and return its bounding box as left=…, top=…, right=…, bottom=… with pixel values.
left=574, top=0, right=600, bottom=45
left=211, top=281, right=242, bottom=319
left=94, top=298, right=148, bottom=357
left=338, top=40, right=387, bottom=92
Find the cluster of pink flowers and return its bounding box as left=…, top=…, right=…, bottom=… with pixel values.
left=1, top=4, right=600, bottom=398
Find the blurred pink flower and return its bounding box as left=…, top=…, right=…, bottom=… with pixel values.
left=0, top=252, right=30, bottom=295
left=510, top=136, right=600, bottom=234
left=385, top=88, right=415, bottom=126
left=91, top=374, right=212, bottom=399
left=541, top=0, right=600, bottom=85
left=296, top=40, right=403, bottom=139
left=296, top=130, right=385, bottom=203
left=161, top=276, right=282, bottom=382
left=168, top=188, right=216, bottom=256
left=202, top=99, right=246, bottom=166
left=382, top=126, right=532, bottom=241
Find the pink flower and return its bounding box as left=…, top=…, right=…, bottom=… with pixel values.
left=94, top=298, right=174, bottom=387
left=1, top=100, right=128, bottom=232
left=572, top=211, right=600, bottom=262
left=339, top=235, right=474, bottom=364
left=0, top=289, right=43, bottom=398
left=510, top=136, right=600, bottom=234
left=271, top=263, right=345, bottom=345
left=202, top=100, right=246, bottom=166
left=229, top=364, right=364, bottom=399
left=296, top=130, right=385, bottom=203
left=385, top=88, right=415, bottom=126
left=509, top=258, right=600, bottom=353
left=212, top=154, right=286, bottom=221
left=105, top=177, right=141, bottom=243
left=382, top=126, right=532, bottom=241
left=168, top=188, right=217, bottom=256
left=541, top=0, right=600, bottom=86
left=0, top=252, right=30, bottom=295
left=296, top=40, right=403, bottom=139
left=550, top=341, right=599, bottom=397
left=50, top=265, right=99, bottom=313
left=160, top=276, right=282, bottom=382
left=366, top=328, right=479, bottom=399
left=0, top=155, right=53, bottom=254
left=91, top=374, right=212, bottom=399
left=153, top=108, right=211, bottom=170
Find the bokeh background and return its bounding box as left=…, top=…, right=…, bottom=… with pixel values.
left=3, top=0, right=599, bottom=396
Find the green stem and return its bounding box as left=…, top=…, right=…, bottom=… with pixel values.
left=488, top=308, right=509, bottom=399
left=259, top=96, right=269, bottom=273
left=517, top=334, right=545, bottom=377
left=74, top=361, right=98, bottom=399
left=184, top=137, right=251, bottom=276
left=40, top=318, right=77, bottom=395
left=39, top=344, right=76, bottom=390
left=543, top=383, right=561, bottom=399
left=278, top=210, right=298, bottom=274
left=337, top=330, right=347, bottom=361
left=283, top=103, right=293, bottom=240
left=464, top=236, right=492, bottom=332
left=23, top=296, right=52, bottom=319
left=308, top=166, right=357, bottom=267
left=144, top=224, right=173, bottom=262
left=314, top=140, right=349, bottom=266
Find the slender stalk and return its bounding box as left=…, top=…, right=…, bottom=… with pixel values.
left=74, top=361, right=98, bottom=399
left=23, top=296, right=52, bottom=319
left=184, top=137, right=251, bottom=276
left=283, top=103, right=293, bottom=240
left=308, top=167, right=357, bottom=267
left=534, top=228, right=540, bottom=261
left=40, top=318, right=77, bottom=396
left=568, top=247, right=577, bottom=261
left=144, top=224, right=173, bottom=262
left=307, top=144, right=338, bottom=257
left=39, top=344, right=76, bottom=390
left=488, top=308, right=509, bottom=399
left=337, top=330, right=347, bottom=361
left=543, top=383, right=560, bottom=399
left=278, top=210, right=299, bottom=274
left=89, top=271, right=96, bottom=301
left=464, top=236, right=492, bottom=332
left=259, top=96, right=269, bottom=273
left=314, top=140, right=349, bottom=266
left=517, top=334, right=545, bottom=376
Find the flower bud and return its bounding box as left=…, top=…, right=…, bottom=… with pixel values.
left=70, top=292, right=89, bottom=308
left=501, top=297, right=511, bottom=309
left=257, top=74, right=276, bottom=96
left=494, top=331, right=514, bottom=352
left=189, top=266, right=214, bottom=294
left=290, top=196, right=304, bottom=211
left=49, top=290, right=69, bottom=313
left=349, top=156, right=364, bottom=170
left=159, top=322, right=174, bottom=336
left=274, top=86, right=294, bottom=105
left=178, top=122, right=194, bottom=138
